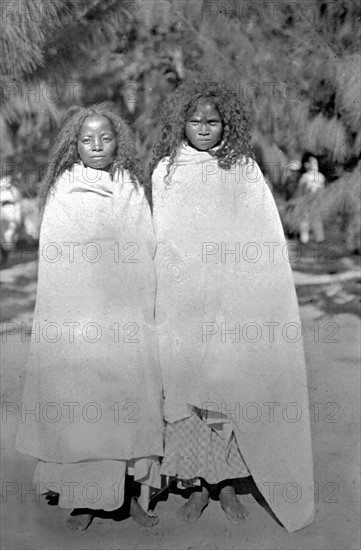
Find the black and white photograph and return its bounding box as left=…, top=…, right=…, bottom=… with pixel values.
left=1, top=1, right=360, bottom=549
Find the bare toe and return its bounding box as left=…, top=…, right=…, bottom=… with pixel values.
left=178, top=489, right=209, bottom=523
left=66, top=512, right=93, bottom=531
left=130, top=498, right=159, bottom=527
left=220, top=486, right=250, bottom=525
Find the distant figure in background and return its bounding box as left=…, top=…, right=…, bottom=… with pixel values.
left=282, top=159, right=302, bottom=202
left=20, top=197, right=43, bottom=244
left=297, top=152, right=325, bottom=244
left=0, top=175, right=22, bottom=263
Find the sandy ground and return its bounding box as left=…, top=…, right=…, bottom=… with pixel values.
left=1, top=252, right=360, bottom=550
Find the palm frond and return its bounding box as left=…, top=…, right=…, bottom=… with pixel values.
left=0, top=0, right=64, bottom=77
left=335, top=53, right=361, bottom=134
left=303, top=114, right=349, bottom=162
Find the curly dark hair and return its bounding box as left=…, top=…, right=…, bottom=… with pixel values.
left=38, top=102, right=144, bottom=207
left=150, top=80, right=254, bottom=181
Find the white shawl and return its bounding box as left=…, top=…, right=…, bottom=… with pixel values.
left=16, top=163, right=163, bottom=463
left=152, top=143, right=314, bottom=532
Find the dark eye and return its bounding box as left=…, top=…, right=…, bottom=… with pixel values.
left=81, top=138, right=91, bottom=144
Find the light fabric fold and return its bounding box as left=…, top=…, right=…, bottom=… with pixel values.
left=152, top=143, right=315, bottom=532
left=16, top=164, right=163, bottom=509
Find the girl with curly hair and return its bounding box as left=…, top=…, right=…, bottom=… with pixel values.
left=16, top=103, right=163, bottom=530
left=151, top=81, right=314, bottom=531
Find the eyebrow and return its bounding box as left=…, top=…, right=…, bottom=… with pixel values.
left=188, top=116, right=221, bottom=120
left=79, top=131, right=114, bottom=137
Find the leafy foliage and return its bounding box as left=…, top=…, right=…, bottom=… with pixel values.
left=1, top=0, right=360, bottom=246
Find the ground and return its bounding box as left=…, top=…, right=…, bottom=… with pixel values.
left=1, top=245, right=360, bottom=550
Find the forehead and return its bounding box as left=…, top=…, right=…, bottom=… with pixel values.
left=187, top=101, right=220, bottom=118
left=79, top=115, right=114, bottom=134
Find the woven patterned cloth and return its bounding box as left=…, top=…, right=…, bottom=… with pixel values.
left=160, top=407, right=249, bottom=485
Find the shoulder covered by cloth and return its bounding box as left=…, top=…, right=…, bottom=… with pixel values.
left=52, top=163, right=142, bottom=197
left=152, top=150, right=266, bottom=194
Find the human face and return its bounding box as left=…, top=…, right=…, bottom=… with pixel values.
left=305, top=156, right=318, bottom=171
left=77, top=116, right=116, bottom=170
left=185, top=102, right=223, bottom=151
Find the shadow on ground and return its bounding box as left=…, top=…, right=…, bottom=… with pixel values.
left=296, top=279, right=361, bottom=318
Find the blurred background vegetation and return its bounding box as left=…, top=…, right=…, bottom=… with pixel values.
left=1, top=0, right=360, bottom=250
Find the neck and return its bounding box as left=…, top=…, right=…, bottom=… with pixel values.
left=81, top=162, right=112, bottom=173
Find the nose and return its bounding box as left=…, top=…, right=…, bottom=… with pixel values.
left=92, top=137, right=103, bottom=151
left=199, top=123, right=210, bottom=136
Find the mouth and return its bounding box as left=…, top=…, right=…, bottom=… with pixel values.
left=91, top=156, right=106, bottom=159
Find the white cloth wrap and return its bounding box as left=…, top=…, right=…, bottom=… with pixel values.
left=152, top=143, right=314, bottom=532
left=16, top=164, right=163, bottom=467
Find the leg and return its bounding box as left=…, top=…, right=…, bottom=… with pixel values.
left=130, top=496, right=159, bottom=527
left=219, top=481, right=250, bottom=525
left=300, top=219, right=310, bottom=244
left=138, top=484, right=158, bottom=519
left=137, top=483, right=151, bottom=513
left=312, top=218, right=325, bottom=243
left=130, top=482, right=159, bottom=527
left=66, top=508, right=93, bottom=531
left=178, top=484, right=210, bottom=523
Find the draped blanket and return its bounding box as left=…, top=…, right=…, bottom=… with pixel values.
left=152, top=143, right=315, bottom=532
left=16, top=164, right=163, bottom=465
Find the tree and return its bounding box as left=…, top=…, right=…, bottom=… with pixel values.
left=1, top=0, right=360, bottom=247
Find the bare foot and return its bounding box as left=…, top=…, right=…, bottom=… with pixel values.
left=130, top=497, right=159, bottom=527
left=178, top=487, right=209, bottom=523
left=219, top=485, right=250, bottom=525
left=66, top=510, right=93, bottom=531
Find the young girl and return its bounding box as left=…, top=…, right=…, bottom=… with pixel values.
left=296, top=152, right=326, bottom=244
left=151, top=81, right=315, bottom=531
left=16, top=103, right=163, bottom=530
